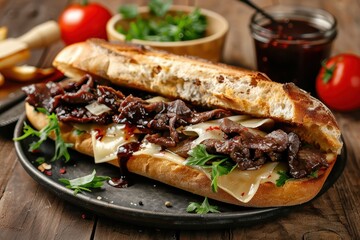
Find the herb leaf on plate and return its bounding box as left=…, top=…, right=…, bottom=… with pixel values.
left=186, top=197, right=220, bottom=214
left=59, top=170, right=111, bottom=195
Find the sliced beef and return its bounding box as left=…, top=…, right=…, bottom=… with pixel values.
left=97, top=85, right=125, bottom=110
left=23, top=81, right=65, bottom=112
left=219, top=118, right=289, bottom=152
left=24, top=75, right=329, bottom=179
left=56, top=106, right=111, bottom=124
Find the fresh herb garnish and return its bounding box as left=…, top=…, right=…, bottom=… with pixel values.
left=59, top=170, right=111, bottom=195
left=186, top=197, right=220, bottom=214
left=35, top=157, right=46, bottom=165
left=185, top=144, right=236, bottom=192
left=148, top=0, right=172, bottom=17
left=275, top=170, right=292, bottom=187
left=13, top=108, right=73, bottom=162
left=73, top=129, right=86, bottom=136
left=118, top=4, right=138, bottom=19
left=309, top=170, right=319, bottom=178
left=117, top=0, right=207, bottom=42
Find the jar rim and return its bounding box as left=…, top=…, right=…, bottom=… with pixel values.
left=250, top=5, right=337, bottom=42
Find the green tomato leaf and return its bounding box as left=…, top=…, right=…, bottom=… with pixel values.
left=321, top=60, right=336, bottom=84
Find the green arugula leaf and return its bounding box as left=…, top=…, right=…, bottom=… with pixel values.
left=149, top=0, right=172, bottom=17
left=186, top=144, right=236, bottom=192
left=309, top=170, right=318, bottom=178
left=59, top=170, right=111, bottom=195
left=118, top=4, right=138, bottom=19
left=186, top=144, right=224, bottom=166
left=210, top=159, right=237, bottom=192
left=275, top=170, right=291, bottom=187
left=186, top=197, right=220, bottom=214
left=117, top=0, right=206, bottom=42
left=13, top=108, right=74, bottom=162
left=35, top=157, right=45, bottom=165
left=13, top=122, right=40, bottom=141
left=73, top=129, right=86, bottom=136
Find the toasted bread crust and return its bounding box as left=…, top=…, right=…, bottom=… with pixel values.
left=25, top=103, right=336, bottom=207
left=53, top=39, right=342, bottom=154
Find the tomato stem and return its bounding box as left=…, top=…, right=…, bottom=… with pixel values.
left=321, top=60, right=336, bottom=84
left=82, top=0, right=88, bottom=6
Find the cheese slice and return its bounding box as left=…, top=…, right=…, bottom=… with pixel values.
left=183, top=115, right=275, bottom=147
left=85, top=101, right=111, bottom=115
left=85, top=114, right=279, bottom=203
left=133, top=141, right=185, bottom=165
left=216, top=162, right=278, bottom=203
left=133, top=141, right=278, bottom=203
left=91, top=124, right=138, bottom=163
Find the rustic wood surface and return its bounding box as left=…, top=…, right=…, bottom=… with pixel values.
left=0, top=0, right=359, bottom=239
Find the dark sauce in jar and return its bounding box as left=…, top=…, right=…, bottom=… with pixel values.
left=250, top=5, right=338, bottom=96
left=254, top=19, right=334, bottom=95
left=107, top=142, right=140, bottom=188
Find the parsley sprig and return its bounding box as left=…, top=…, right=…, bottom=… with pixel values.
left=186, top=197, right=220, bottom=214
left=14, top=108, right=73, bottom=162
left=185, top=144, right=237, bottom=192
left=275, top=170, right=291, bottom=187
left=117, top=0, right=207, bottom=42
left=59, top=170, right=111, bottom=195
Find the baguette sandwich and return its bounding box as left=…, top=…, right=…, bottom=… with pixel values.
left=22, top=39, right=342, bottom=207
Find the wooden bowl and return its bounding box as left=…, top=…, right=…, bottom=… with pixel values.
left=106, top=5, right=229, bottom=62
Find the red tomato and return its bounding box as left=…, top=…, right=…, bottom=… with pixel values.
left=316, top=54, right=360, bottom=111
left=58, top=2, right=112, bottom=45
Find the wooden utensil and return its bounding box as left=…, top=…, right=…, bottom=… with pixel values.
left=0, top=21, right=60, bottom=70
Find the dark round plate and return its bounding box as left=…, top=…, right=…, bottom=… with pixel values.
left=13, top=114, right=347, bottom=230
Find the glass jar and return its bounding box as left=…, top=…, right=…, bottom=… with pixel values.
left=250, top=5, right=337, bottom=95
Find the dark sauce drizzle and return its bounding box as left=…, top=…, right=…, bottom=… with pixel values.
left=108, top=142, right=140, bottom=188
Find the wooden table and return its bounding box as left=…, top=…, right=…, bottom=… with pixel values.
left=1, top=0, right=359, bottom=239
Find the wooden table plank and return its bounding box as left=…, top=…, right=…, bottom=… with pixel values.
left=94, top=217, right=177, bottom=240
left=0, top=161, right=95, bottom=239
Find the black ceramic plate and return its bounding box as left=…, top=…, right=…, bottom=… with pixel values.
left=13, top=114, right=347, bottom=230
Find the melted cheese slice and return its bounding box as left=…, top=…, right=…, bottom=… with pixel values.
left=183, top=115, right=274, bottom=147
left=133, top=141, right=278, bottom=203
left=85, top=115, right=279, bottom=203
left=91, top=124, right=138, bottom=163
left=133, top=141, right=184, bottom=165
left=216, top=162, right=278, bottom=202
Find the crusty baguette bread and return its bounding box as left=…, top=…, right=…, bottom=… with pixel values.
left=53, top=39, right=342, bottom=154
left=26, top=103, right=336, bottom=207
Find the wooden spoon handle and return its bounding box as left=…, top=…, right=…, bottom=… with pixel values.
left=17, top=21, right=61, bottom=49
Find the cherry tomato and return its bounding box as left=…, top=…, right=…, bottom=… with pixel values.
left=315, top=54, right=360, bottom=111
left=58, top=1, right=112, bottom=45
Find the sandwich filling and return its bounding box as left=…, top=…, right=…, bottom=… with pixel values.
left=23, top=75, right=331, bottom=202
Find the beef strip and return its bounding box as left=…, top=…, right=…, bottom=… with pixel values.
left=202, top=119, right=328, bottom=177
